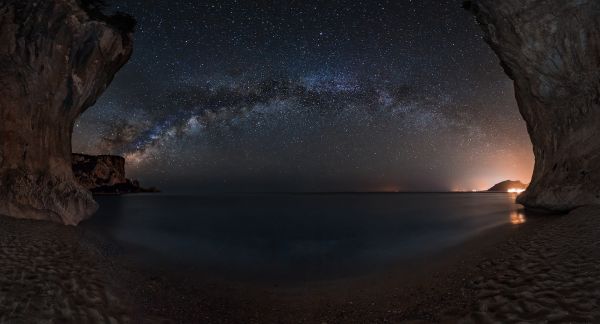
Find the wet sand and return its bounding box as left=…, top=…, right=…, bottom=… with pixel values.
left=1, top=206, right=600, bottom=322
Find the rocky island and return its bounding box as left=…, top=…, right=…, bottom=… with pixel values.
left=487, top=180, right=528, bottom=192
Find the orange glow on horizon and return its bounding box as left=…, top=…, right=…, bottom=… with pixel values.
left=375, top=185, right=402, bottom=192
left=507, top=188, right=526, bottom=193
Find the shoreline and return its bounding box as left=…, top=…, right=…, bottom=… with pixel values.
left=89, top=207, right=549, bottom=322
left=2, top=206, right=599, bottom=322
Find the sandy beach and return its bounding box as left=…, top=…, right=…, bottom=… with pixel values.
left=0, top=217, right=140, bottom=323
left=1, top=207, right=600, bottom=323
left=459, top=207, right=600, bottom=323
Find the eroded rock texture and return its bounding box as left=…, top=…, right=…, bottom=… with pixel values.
left=0, top=1, right=134, bottom=224
left=72, top=154, right=127, bottom=190
left=72, top=153, right=158, bottom=194
left=467, top=0, right=600, bottom=211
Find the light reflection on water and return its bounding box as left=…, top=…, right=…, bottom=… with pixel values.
left=85, top=193, right=526, bottom=281
left=510, top=210, right=526, bottom=225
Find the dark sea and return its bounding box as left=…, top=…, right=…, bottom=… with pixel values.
left=84, top=193, right=525, bottom=282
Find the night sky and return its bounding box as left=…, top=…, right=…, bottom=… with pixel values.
left=73, top=0, right=534, bottom=193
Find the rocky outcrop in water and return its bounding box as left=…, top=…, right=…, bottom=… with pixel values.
left=0, top=0, right=134, bottom=224
left=89, top=179, right=159, bottom=195
left=72, top=154, right=158, bottom=194
left=466, top=0, right=600, bottom=211
left=488, top=180, right=528, bottom=193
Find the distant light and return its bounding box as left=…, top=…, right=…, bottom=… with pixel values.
left=510, top=211, right=526, bottom=225
left=507, top=188, right=525, bottom=193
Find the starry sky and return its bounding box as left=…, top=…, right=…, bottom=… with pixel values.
left=73, top=0, right=534, bottom=193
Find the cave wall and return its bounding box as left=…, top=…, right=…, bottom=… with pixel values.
left=467, top=0, right=600, bottom=211
left=0, top=0, right=134, bottom=224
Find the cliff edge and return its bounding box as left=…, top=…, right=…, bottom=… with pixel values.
left=0, top=0, right=134, bottom=224
left=466, top=0, right=600, bottom=211
left=72, top=154, right=127, bottom=189
left=72, top=153, right=158, bottom=194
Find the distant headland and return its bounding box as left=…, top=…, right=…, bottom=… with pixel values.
left=72, top=154, right=159, bottom=195
left=487, top=180, right=528, bottom=193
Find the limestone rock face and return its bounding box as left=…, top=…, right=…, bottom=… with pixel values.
left=72, top=153, right=159, bottom=194
left=0, top=1, right=134, bottom=224
left=72, top=154, right=127, bottom=190
left=467, top=0, right=600, bottom=211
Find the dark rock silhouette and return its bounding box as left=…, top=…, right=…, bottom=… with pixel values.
left=466, top=0, right=600, bottom=211
left=89, top=179, right=160, bottom=195
left=72, top=154, right=127, bottom=189
left=488, top=180, right=528, bottom=192
left=72, top=154, right=159, bottom=195
left=0, top=0, right=134, bottom=224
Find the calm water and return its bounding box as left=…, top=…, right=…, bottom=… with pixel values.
left=84, top=193, right=524, bottom=281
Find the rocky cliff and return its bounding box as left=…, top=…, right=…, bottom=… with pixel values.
left=466, top=0, right=600, bottom=211
left=72, top=153, right=158, bottom=194
left=0, top=0, right=134, bottom=224
left=72, top=154, right=127, bottom=189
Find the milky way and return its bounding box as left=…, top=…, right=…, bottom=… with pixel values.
left=73, top=0, right=534, bottom=192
